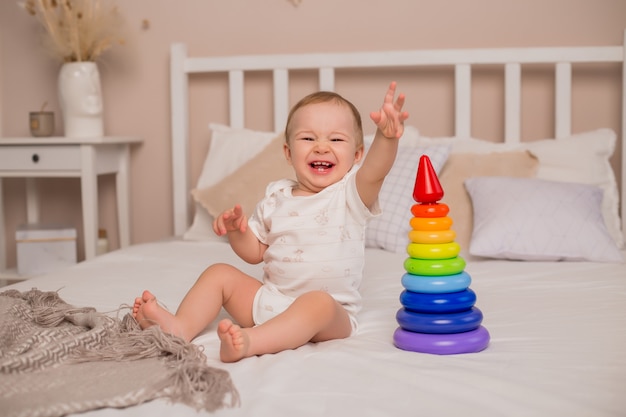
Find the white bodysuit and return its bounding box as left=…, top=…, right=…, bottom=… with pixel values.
left=247, top=168, right=380, bottom=333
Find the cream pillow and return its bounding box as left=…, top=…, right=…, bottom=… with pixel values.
left=465, top=177, right=624, bottom=263
left=192, top=134, right=294, bottom=219
left=184, top=124, right=280, bottom=241
left=438, top=151, right=539, bottom=257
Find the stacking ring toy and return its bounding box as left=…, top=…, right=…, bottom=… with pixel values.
left=396, top=307, right=483, bottom=334
left=400, top=289, right=476, bottom=313
left=408, top=229, right=456, bottom=245
left=401, top=271, right=471, bottom=294
left=404, top=257, right=465, bottom=276
left=409, top=216, right=453, bottom=231
left=407, top=242, right=460, bottom=259
left=411, top=203, right=449, bottom=218
left=393, top=325, right=490, bottom=355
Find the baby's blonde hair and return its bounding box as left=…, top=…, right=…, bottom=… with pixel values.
left=284, top=91, right=364, bottom=148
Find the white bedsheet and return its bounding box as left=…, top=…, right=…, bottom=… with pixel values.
left=5, top=240, right=626, bottom=417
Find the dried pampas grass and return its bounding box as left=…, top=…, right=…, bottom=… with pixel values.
left=19, top=0, right=125, bottom=62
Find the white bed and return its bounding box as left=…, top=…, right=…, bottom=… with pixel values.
left=3, top=34, right=626, bottom=417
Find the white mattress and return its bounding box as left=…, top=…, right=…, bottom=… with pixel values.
left=5, top=240, right=626, bottom=417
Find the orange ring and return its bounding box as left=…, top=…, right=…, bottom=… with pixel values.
left=409, top=216, right=453, bottom=231
left=411, top=203, right=450, bottom=218
left=408, top=229, right=456, bottom=244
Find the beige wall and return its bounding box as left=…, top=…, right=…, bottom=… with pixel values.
left=1, top=0, right=625, bottom=266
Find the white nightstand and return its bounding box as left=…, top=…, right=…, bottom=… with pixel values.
left=0, top=136, right=143, bottom=275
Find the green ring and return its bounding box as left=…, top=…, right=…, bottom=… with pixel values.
left=404, top=256, right=466, bottom=276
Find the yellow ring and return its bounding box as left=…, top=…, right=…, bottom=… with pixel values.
left=407, top=242, right=461, bottom=260
left=404, top=257, right=466, bottom=276
left=409, top=216, right=453, bottom=231
left=408, top=229, right=456, bottom=244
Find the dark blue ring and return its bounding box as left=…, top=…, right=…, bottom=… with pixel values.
left=396, top=307, right=483, bottom=334
left=399, top=288, right=476, bottom=313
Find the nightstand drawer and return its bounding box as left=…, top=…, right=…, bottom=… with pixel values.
left=0, top=146, right=81, bottom=171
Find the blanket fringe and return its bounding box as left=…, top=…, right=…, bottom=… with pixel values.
left=74, top=313, right=241, bottom=410
left=1, top=288, right=240, bottom=413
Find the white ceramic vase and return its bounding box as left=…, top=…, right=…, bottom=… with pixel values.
left=58, top=62, right=104, bottom=138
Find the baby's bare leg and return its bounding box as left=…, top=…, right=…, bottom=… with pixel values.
left=218, top=290, right=352, bottom=362
left=133, top=263, right=261, bottom=342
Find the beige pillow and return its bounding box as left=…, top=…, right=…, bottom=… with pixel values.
left=438, top=151, right=539, bottom=257
left=192, top=133, right=295, bottom=218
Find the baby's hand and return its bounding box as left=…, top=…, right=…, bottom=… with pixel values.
left=370, top=81, right=409, bottom=139
left=213, top=204, right=248, bottom=236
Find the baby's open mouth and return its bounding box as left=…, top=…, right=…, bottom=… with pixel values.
left=310, top=161, right=334, bottom=171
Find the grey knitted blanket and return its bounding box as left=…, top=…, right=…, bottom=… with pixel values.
left=0, top=289, right=239, bottom=417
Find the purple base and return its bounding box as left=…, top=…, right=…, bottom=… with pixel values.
left=393, top=326, right=490, bottom=355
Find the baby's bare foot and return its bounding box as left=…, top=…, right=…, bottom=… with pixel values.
left=132, top=290, right=186, bottom=340
left=218, top=319, right=250, bottom=362
left=133, top=290, right=157, bottom=328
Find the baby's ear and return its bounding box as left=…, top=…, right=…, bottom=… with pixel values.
left=354, top=145, right=364, bottom=163
left=283, top=143, right=293, bottom=165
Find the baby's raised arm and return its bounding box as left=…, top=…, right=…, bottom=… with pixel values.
left=356, top=82, right=409, bottom=209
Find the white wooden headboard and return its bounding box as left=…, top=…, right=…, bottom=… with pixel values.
left=170, top=33, right=626, bottom=239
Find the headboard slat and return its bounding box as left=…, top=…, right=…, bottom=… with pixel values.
left=228, top=70, right=245, bottom=129
left=454, top=64, right=471, bottom=137
left=170, top=43, right=190, bottom=236
left=505, top=63, right=522, bottom=143
left=555, top=63, right=572, bottom=139
left=319, top=68, right=335, bottom=91
left=273, top=69, right=289, bottom=132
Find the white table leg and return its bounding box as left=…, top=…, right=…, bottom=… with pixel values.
left=0, top=178, right=5, bottom=271
left=116, top=145, right=131, bottom=248
left=25, top=178, right=39, bottom=224
left=80, top=145, right=98, bottom=260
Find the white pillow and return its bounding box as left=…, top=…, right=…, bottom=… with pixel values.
left=465, top=176, right=624, bottom=262
left=524, top=129, right=622, bottom=248
left=184, top=124, right=280, bottom=241
left=365, top=144, right=451, bottom=253
left=418, top=129, right=623, bottom=249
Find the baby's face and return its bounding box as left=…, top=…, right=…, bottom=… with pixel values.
left=284, top=101, right=363, bottom=196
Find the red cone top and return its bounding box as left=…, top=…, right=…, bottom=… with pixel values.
left=413, top=155, right=444, bottom=203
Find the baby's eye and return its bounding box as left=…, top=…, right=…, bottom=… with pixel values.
left=299, top=137, right=314, bottom=141
left=331, top=137, right=345, bottom=142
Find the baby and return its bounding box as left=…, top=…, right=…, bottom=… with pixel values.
left=133, top=82, right=408, bottom=362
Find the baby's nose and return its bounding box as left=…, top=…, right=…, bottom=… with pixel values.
left=314, top=140, right=330, bottom=152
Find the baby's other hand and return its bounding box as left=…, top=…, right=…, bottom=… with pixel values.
left=213, top=204, right=248, bottom=236
left=370, top=81, right=409, bottom=139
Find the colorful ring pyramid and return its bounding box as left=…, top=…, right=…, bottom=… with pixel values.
left=392, top=155, right=490, bottom=355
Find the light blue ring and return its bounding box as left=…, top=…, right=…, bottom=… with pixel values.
left=401, top=271, right=471, bottom=294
